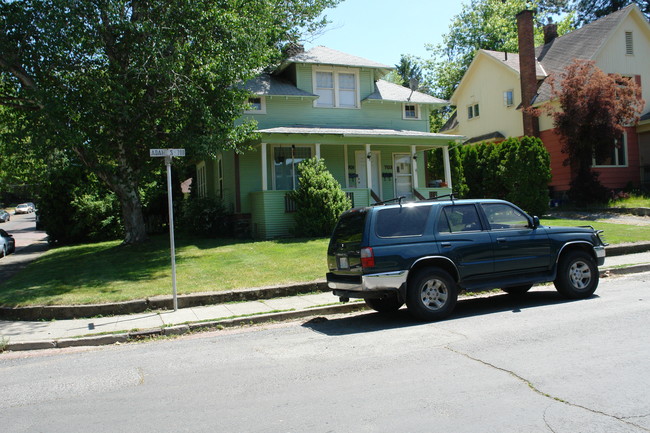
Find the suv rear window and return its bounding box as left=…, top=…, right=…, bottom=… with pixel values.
left=331, top=209, right=367, bottom=245
left=375, top=205, right=430, bottom=238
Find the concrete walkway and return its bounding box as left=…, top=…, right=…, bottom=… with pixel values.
left=2, top=251, right=649, bottom=352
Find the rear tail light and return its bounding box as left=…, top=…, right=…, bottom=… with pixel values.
left=360, top=247, right=375, bottom=268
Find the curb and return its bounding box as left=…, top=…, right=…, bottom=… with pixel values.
left=3, top=302, right=367, bottom=352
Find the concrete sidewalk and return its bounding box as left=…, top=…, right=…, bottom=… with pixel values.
left=2, top=250, right=650, bottom=352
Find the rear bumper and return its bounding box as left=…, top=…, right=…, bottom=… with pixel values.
left=327, top=270, right=408, bottom=298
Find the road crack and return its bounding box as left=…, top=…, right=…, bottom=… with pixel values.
left=446, top=345, right=650, bottom=432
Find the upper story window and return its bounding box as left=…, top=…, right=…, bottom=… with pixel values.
left=625, top=31, right=634, bottom=55
left=403, top=104, right=421, bottom=120
left=467, top=103, right=480, bottom=120
left=244, top=96, right=266, bottom=114
left=594, top=132, right=627, bottom=167
left=314, top=68, right=359, bottom=108
left=503, top=90, right=514, bottom=107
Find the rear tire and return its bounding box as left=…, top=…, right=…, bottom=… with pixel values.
left=406, top=268, right=458, bottom=321
left=502, top=284, right=533, bottom=296
left=554, top=251, right=599, bottom=299
left=364, top=294, right=403, bottom=313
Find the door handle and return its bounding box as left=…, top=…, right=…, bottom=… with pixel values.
left=497, top=238, right=507, bottom=243
left=441, top=242, right=451, bottom=248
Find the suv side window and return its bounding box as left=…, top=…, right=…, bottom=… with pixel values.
left=438, top=205, right=482, bottom=233
left=376, top=205, right=430, bottom=237
left=482, top=203, right=529, bottom=230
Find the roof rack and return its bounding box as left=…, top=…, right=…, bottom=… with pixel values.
left=372, top=196, right=406, bottom=206
left=428, top=193, right=456, bottom=204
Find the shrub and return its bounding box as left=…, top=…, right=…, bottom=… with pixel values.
left=288, top=157, right=351, bottom=237
left=179, top=196, right=232, bottom=237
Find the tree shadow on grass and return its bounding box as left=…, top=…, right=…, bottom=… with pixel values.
left=303, top=290, right=598, bottom=336
left=0, top=238, right=172, bottom=306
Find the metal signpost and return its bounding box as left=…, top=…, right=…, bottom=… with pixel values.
left=150, top=148, right=185, bottom=311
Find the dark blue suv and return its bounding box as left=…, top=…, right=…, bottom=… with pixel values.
left=326, top=198, right=607, bottom=321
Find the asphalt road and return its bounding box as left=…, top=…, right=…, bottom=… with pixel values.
left=1, top=272, right=649, bottom=433
left=0, top=212, right=48, bottom=280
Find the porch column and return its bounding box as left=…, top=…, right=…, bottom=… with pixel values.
left=344, top=144, right=349, bottom=188
left=261, top=142, right=268, bottom=191
left=315, top=143, right=321, bottom=160
left=411, top=145, right=419, bottom=189
left=365, top=143, right=372, bottom=191
left=443, top=145, right=453, bottom=191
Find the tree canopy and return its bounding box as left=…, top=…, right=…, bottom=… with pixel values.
left=0, top=0, right=339, bottom=243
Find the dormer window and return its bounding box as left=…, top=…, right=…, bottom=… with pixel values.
left=314, top=68, right=359, bottom=108
left=245, top=96, right=266, bottom=114
left=403, top=104, right=421, bottom=120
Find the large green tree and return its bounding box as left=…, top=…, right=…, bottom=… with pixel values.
left=423, top=0, right=573, bottom=103
left=0, top=0, right=338, bottom=244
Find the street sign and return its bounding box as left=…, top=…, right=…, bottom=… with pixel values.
left=150, top=148, right=185, bottom=157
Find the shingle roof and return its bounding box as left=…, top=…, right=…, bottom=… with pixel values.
left=242, top=74, right=316, bottom=97
left=479, top=4, right=639, bottom=104
left=640, top=111, right=650, bottom=122
left=281, top=46, right=393, bottom=71
left=365, top=80, right=448, bottom=105
left=482, top=50, right=546, bottom=78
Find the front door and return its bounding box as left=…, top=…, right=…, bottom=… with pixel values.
left=355, top=151, right=381, bottom=198
left=393, top=153, right=413, bottom=199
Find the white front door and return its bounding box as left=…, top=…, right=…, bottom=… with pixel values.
left=355, top=151, right=381, bottom=197
left=393, top=153, right=413, bottom=199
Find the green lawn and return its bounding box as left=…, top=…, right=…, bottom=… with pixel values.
left=1, top=216, right=648, bottom=307
left=0, top=236, right=329, bottom=307
left=608, top=194, right=650, bottom=209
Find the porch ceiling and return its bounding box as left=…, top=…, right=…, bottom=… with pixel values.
left=257, top=126, right=465, bottom=149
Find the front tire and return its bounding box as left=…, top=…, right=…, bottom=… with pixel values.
left=406, top=268, right=458, bottom=321
left=364, top=294, right=403, bottom=313
left=554, top=250, right=599, bottom=299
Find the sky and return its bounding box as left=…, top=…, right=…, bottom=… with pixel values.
left=305, top=0, right=466, bottom=67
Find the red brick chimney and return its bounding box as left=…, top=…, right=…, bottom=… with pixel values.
left=517, top=10, right=540, bottom=137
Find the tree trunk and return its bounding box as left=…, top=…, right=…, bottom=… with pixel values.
left=114, top=179, right=148, bottom=244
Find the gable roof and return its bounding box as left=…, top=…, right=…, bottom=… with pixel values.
left=276, top=46, right=393, bottom=75
left=365, top=80, right=448, bottom=105
left=454, top=4, right=646, bottom=105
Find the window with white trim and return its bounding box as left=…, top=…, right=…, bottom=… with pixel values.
left=594, top=133, right=627, bottom=167
left=313, top=68, right=359, bottom=108
left=403, top=103, right=420, bottom=120
left=467, top=103, right=480, bottom=119
left=503, top=90, right=514, bottom=107
left=196, top=161, right=207, bottom=198
left=273, top=145, right=313, bottom=190
left=244, top=96, right=266, bottom=114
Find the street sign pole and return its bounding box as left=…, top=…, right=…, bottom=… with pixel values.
left=165, top=155, right=178, bottom=311
left=150, top=149, right=185, bottom=311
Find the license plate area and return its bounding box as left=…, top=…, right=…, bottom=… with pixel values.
left=337, top=255, right=349, bottom=270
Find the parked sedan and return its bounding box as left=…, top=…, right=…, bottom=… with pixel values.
left=14, top=203, right=31, bottom=214
left=0, top=229, right=15, bottom=258
left=0, top=209, right=10, bottom=223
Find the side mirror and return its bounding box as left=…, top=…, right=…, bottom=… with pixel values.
left=531, top=216, right=540, bottom=228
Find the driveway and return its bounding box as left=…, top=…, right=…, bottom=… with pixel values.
left=0, top=212, right=49, bottom=280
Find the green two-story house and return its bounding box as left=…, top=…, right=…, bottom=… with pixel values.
left=196, top=46, right=464, bottom=238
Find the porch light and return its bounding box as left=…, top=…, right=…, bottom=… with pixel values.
left=412, top=154, right=417, bottom=160
left=367, top=152, right=372, bottom=159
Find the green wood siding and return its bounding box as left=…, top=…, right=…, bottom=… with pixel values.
left=250, top=190, right=295, bottom=238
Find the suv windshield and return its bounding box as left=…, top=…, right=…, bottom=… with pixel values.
left=375, top=205, right=430, bottom=238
